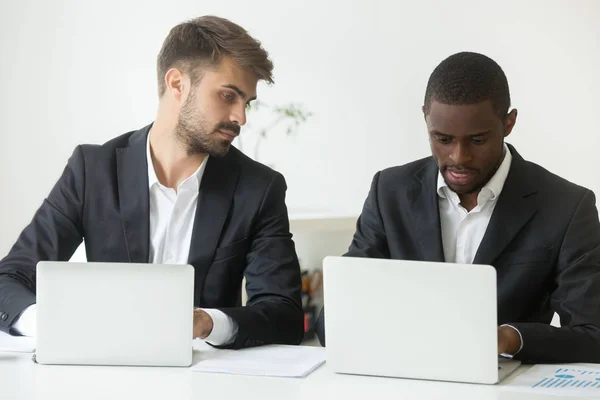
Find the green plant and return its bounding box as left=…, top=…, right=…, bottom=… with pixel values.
left=238, top=100, right=312, bottom=161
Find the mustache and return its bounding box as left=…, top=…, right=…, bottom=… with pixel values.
left=214, top=122, right=240, bottom=135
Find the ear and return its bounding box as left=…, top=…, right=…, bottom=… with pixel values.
left=164, top=68, right=189, bottom=102
left=504, top=108, right=518, bottom=138
left=422, top=105, right=427, bottom=121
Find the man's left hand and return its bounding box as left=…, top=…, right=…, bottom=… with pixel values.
left=193, top=308, right=214, bottom=339
left=498, top=325, right=521, bottom=355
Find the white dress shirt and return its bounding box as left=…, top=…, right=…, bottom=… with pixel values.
left=437, top=143, right=522, bottom=355
left=14, top=134, right=238, bottom=345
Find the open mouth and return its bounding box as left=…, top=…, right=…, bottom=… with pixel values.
left=445, top=170, right=476, bottom=186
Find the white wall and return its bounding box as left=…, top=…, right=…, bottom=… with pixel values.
left=1, top=0, right=599, bottom=256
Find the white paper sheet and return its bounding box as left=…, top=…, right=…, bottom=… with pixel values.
left=192, top=345, right=325, bottom=377
left=0, top=331, right=35, bottom=353
left=502, top=364, right=600, bottom=397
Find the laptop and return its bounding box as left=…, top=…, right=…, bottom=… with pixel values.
left=35, top=261, right=194, bottom=367
left=322, top=256, right=521, bottom=384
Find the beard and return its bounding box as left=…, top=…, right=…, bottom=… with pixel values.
left=174, top=94, right=239, bottom=158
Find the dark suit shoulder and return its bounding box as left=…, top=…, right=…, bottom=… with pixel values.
left=523, top=159, right=591, bottom=198
left=377, top=156, right=435, bottom=186
left=78, top=130, right=139, bottom=155
left=66, top=128, right=145, bottom=187
left=227, top=146, right=282, bottom=184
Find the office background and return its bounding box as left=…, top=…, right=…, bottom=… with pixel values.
left=1, top=0, right=599, bottom=266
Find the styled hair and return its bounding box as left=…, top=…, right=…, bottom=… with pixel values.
left=156, top=15, right=273, bottom=96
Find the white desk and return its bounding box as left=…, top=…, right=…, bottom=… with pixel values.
left=0, top=341, right=582, bottom=400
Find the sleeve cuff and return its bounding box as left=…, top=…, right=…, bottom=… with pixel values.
left=201, top=308, right=238, bottom=346
left=500, top=324, right=523, bottom=358
left=12, top=304, right=37, bottom=337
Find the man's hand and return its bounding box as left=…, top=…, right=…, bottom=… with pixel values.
left=193, top=308, right=214, bottom=339
left=498, top=325, right=521, bottom=355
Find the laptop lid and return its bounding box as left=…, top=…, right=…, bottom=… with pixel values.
left=36, top=261, right=194, bottom=367
left=323, top=256, right=503, bottom=384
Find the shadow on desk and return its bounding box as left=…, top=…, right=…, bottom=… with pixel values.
left=0, top=353, right=21, bottom=362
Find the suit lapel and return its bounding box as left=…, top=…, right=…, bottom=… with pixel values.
left=473, top=145, right=539, bottom=265
left=410, top=160, right=445, bottom=262
left=188, top=150, right=240, bottom=304
left=116, top=126, right=151, bottom=263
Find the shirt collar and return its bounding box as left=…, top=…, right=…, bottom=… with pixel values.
left=146, top=133, right=208, bottom=191
left=437, top=143, right=512, bottom=203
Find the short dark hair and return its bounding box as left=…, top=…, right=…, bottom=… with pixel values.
left=156, top=15, right=274, bottom=96
left=423, top=52, right=510, bottom=117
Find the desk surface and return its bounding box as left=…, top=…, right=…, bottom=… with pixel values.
left=0, top=341, right=584, bottom=400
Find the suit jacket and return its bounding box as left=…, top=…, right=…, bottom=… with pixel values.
left=316, top=144, right=600, bottom=364
left=0, top=125, right=304, bottom=349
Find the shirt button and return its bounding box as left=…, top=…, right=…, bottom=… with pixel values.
left=0, top=312, right=8, bottom=321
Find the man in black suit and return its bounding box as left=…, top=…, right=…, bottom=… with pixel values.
left=316, top=52, right=600, bottom=364
left=0, top=16, right=303, bottom=349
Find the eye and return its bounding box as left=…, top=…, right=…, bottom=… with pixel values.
left=435, top=135, right=452, bottom=144
left=222, top=92, right=236, bottom=103
left=471, top=137, right=486, bottom=145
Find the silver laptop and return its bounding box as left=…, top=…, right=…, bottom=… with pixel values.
left=323, top=256, right=520, bottom=384
left=35, top=261, right=194, bottom=367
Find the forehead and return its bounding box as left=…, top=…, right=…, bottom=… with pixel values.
left=199, top=56, right=258, bottom=98
left=426, top=100, right=501, bottom=135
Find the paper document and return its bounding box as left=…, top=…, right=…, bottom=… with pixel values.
left=502, top=365, right=600, bottom=397
left=0, top=331, right=35, bottom=353
left=192, top=345, right=325, bottom=377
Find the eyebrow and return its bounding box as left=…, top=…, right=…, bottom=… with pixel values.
left=429, top=130, right=492, bottom=137
left=470, top=130, right=492, bottom=137
left=221, top=84, right=257, bottom=102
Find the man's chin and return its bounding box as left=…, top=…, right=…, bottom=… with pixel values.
left=207, top=142, right=231, bottom=158
left=447, top=183, right=482, bottom=196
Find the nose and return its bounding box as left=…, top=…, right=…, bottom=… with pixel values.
left=230, top=105, right=247, bottom=126
left=449, top=143, right=472, bottom=165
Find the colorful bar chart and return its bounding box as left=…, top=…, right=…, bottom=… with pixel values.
left=531, top=368, right=600, bottom=390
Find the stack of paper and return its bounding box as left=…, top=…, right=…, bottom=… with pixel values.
left=502, top=364, right=600, bottom=398
left=192, top=345, right=325, bottom=377
left=0, top=331, right=35, bottom=353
